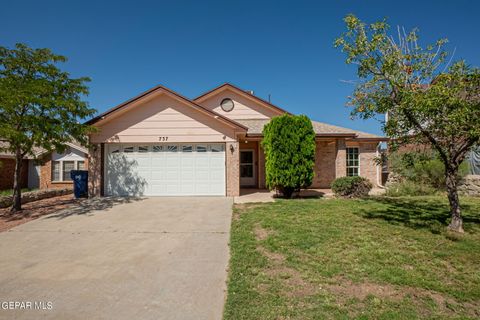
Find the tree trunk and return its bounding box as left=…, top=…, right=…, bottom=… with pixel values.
left=445, top=168, right=463, bottom=233
left=11, top=148, right=23, bottom=212
left=281, top=187, right=294, bottom=199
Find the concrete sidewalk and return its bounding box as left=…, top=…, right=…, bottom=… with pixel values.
left=0, top=197, right=232, bottom=320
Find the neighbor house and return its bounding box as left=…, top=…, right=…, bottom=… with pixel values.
left=0, top=141, right=88, bottom=191
left=86, top=83, right=386, bottom=197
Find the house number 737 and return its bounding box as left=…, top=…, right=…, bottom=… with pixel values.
left=158, top=136, right=169, bottom=141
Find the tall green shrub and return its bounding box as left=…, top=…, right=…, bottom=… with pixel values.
left=261, top=114, right=315, bottom=198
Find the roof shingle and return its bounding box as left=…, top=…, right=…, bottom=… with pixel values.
left=235, top=119, right=384, bottom=139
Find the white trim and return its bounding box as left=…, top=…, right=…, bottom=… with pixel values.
left=34, top=142, right=88, bottom=158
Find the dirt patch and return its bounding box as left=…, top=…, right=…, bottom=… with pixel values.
left=325, top=276, right=480, bottom=318
left=257, top=245, right=285, bottom=263
left=0, top=194, right=78, bottom=232
left=326, top=277, right=398, bottom=302
left=257, top=244, right=316, bottom=298
left=254, top=223, right=274, bottom=241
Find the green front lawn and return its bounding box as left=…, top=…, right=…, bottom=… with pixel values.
left=224, top=196, right=480, bottom=319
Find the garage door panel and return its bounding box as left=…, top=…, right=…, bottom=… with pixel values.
left=196, top=157, right=209, bottom=167
left=135, top=157, right=151, bottom=166
left=196, top=170, right=210, bottom=180
left=105, top=143, right=225, bottom=196
left=151, top=170, right=165, bottom=179
left=166, top=157, right=179, bottom=167
left=210, top=158, right=225, bottom=167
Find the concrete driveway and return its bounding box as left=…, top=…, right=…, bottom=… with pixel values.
left=0, top=197, right=232, bottom=320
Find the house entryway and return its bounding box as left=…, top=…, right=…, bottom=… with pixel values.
left=240, top=150, right=256, bottom=187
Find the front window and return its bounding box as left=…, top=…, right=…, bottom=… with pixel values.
left=62, top=161, right=75, bottom=181
left=51, top=160, right=86, bottom=182
left=182, top=145, right=193, bottom=152
left=210, top=144, right=224, bottom=152
left=196, top=145, right=207, bottom=152
left=346, top=147, right=359, bottom=176
left=77, top=161, right=85, bottom=170
left=52, top=161, right=61, bottom=181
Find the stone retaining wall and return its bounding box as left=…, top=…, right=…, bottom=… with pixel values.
left=0, top=188, right=73, bottom=208
left=458, top=175, right=480, bottom=197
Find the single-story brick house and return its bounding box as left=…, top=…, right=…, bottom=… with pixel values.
left=86, top=83, right=386, bottom=197
left=0, top=141, right=88, bottom=191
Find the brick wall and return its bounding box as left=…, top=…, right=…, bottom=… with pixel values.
left=0, top=158, right=28, bottom=190
left=253, top=138, right=379, bottom=190
left=38, top=153, right=89, bottom=190
left=226, top=142, right=240, bottom=196
left=336, top=139, right=347, bottom=180
left=359, top=142, right=379, bottom=186
left=312, top=140, right=337, bottom=188
left=39, top=155, right=73, bottom=189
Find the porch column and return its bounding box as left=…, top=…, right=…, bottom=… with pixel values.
left=335, top=139, right=347, bottom=178
left=88, top=143, right=102, bottom=197
left=226, top=141, right=240, bottom=196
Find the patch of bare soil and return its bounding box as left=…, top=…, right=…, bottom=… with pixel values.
left=0, top=194, right=78, bottom=232
left=257, top=244, right=317, bottom=298
left=325, top=276, right=480, bottom=318
left=254, top=223, right=274, bottom=241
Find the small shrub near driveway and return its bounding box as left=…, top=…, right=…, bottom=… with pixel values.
left=331, top=176, right=372, bottom=198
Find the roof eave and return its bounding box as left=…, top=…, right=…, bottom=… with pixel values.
left=348, top=137, right=389, bottom=142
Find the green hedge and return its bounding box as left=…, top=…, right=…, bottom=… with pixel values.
left=262, top=114, right=315, bottom=198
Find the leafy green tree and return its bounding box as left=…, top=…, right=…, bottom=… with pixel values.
left=335, top=15, right=480, bottom=232
left=262, top=114, right=316, bottom=198
left=0, top=43, right=96, bottom=212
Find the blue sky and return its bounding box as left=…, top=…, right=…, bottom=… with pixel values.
left=2, top=0, right=479, bottom=135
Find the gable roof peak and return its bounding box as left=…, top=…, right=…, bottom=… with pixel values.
left=85, top=84, right=247, bottom=131
left=193, top=82, right=290, bottom=115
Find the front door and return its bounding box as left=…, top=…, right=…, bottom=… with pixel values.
left=240, top=150, right=256, bottom=187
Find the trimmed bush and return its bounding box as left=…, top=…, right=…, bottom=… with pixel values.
left=262, top=114, right=316, bottom=198
left=331, top=176, right=372, bottom=198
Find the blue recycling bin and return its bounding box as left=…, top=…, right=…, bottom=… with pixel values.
left=70, top=170, right=88, bottom=198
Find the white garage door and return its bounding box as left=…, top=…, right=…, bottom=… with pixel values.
left=104, top=143, right=226, bottom=196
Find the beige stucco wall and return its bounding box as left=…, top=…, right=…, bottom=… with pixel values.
left=198, top=89, right=282, bottom=120
left=90, top=93, right=238, bottom=144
